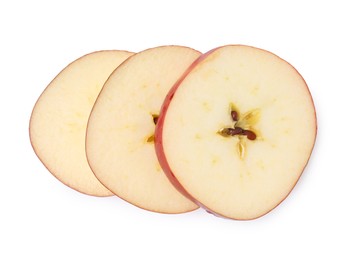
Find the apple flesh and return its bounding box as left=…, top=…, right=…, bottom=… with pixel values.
left=86, top=46, right=201, bottom=213
left=29, top=50, right=134, bottom=196
left=155, top=45, right=317, bottom=219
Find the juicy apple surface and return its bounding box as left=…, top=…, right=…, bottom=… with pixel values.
left=86, top=46, right=201, bottom=213
left=156, top=45, right=317, bottom=220
left=30, top=50, right=133, bottom=196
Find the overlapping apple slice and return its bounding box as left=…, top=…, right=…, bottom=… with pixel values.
left=86, top=46, right=201, bottom=213
left=155, top=45, right=317, bottom=219
left=30, top=50, right=134, bottom=196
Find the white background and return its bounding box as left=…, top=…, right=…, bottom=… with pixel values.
left=1, top=0, right=347, bottom=259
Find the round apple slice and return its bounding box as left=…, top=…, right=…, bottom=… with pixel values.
left=86, top=46, right=201, bottom=213
left=30, top=50, right=134, bottom=196
left=156, top=45, right=317, bottom=220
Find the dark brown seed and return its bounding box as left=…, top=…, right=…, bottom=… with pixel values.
left=219, top=126, right=256, bottom=140
left=245, top=130, right=256, bottom=140
left=231, top=110, right=239, bottom=121
left=153, top=115, right=159, bottom=125
left=231, top=127, right=244, bottom=135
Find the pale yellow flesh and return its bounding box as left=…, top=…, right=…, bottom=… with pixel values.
left=30, top=50, right=133, bottom=196
left=163, top=46, right=316, bottom=219
left=86, top=46, right=200, bottom=213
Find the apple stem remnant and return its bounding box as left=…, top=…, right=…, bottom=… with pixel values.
left=147, top=114, right=159, bottom=143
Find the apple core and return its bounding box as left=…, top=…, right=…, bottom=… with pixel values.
left=218, top=106, right=259, bottom=159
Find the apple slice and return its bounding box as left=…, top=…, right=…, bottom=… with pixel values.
left=30, top=50, right=134, bottom=196
left=155, top=45, right=317, bottom=220
left=86, top=46, right=200, bottom=213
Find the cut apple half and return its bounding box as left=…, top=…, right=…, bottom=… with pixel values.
left=86, top=46, right=201, bottom=213
left=30, top=50, right=134, bottom=196
left=155, top=45, right=317, bottom=220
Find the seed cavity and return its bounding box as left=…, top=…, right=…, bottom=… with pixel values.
left=146, top=114, right=159, bottom=143
left=237, top=139, right=246, bottom=159
left=146, top=135, right=155, bottom=142
left=218, top=105, right=260, bottom=159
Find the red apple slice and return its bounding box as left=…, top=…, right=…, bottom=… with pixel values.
left=30, top=50, right=134, bottom=196
left=155, top=45, right=317, bottom=220
left=86, top=46, right=201, bottom=213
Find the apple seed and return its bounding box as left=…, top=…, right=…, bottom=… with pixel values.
left=244, top=130, right=256, bottom=140
left=218, top=127, right=256, bottom=140
left=147, top=114, right=159, bottom=143
left=153, top=114, right=159, bottom=125
left=218, top=107, right=257, bottom=141
left=231, top=110, right=239, bottom=121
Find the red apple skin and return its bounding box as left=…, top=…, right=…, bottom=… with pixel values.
left=155, top=45, right=317, bottom=220
left=154, top=51, right=213, bottom=206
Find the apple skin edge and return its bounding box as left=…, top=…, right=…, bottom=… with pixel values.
left=154, top=49, right=227, bottom=217
left=155, top=45, right=318, bottom=220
